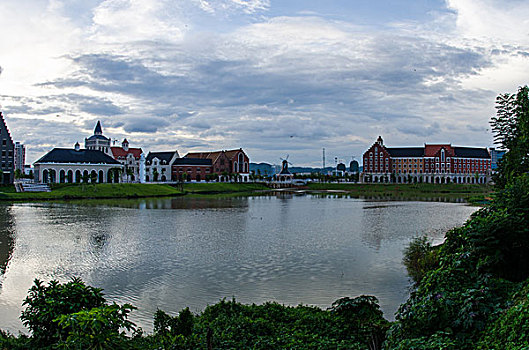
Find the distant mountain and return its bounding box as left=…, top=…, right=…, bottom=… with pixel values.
left=250, top=163, right=361, bottom=175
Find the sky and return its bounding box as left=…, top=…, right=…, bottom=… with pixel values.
left=1, top=0, right=528, bottom=166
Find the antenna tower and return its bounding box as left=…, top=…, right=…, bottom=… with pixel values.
left=322, top=148, right=326, bottom=170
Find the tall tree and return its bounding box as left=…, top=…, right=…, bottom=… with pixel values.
left=490, top=86, right=529, bottom=188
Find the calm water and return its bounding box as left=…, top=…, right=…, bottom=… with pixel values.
left=0, top=195, right=478, bottom=333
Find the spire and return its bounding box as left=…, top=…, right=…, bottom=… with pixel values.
left=74, top=142, right=80, bottom=151
left=94, top=121, right=103, bottom=135
left=122, top=138, right=129, bottom=151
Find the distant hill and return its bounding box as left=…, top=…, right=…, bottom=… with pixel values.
left=250, top=163, right=361, bottom=175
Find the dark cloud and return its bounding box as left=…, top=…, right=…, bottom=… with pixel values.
left=397, top=122, right=440, bottom=137
left=122, top=117, right=170, bottom=133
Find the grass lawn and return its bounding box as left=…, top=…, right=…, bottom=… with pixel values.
left=0, top=183, right=183, bottom=201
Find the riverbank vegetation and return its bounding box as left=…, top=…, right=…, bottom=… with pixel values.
left=0, top=278, right=389, bottom=349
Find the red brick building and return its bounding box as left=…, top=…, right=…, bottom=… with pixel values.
left=184, top=148, right=250, bottom=182
left=172, top=158, right=213, bottom=182
left=362, top=136, right=491, bottom=184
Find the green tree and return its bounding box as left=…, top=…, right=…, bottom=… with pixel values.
left=20, top=278, right=106, bottom=346
left=490, top=86, right=529, bottom=188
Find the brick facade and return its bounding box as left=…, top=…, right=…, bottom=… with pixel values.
left=362, top=136, right=492, bottom=184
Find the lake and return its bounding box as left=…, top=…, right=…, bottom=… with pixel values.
left=0, top=194, right=478, bottom=333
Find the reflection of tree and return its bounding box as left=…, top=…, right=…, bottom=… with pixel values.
left=0, top=205, right=16, bottom=277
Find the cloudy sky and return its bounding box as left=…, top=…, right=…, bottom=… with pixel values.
left=1, top=0, right=528, bottom=166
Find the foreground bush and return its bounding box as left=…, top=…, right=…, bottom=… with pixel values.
left=1, top=278, right=389, bottom=349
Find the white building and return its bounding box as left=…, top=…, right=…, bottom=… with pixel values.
left=145, top=151, right=180, bottom=182
left=33, top=143, right=123, bottom=183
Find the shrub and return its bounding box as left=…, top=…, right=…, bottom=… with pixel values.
left=402, top=236, right=440, bottom=284
left=20, top=277, right=106, bottom=346
left=55, top=303, right=137, bottom=349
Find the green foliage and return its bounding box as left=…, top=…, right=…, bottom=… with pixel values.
left=490, top=86, right=529, bottom=188
left=55, top=303, right=137, bottom=350
left=0, top=329, right=31, bottom=349
left=402, top=236, right=440, bottom=284
left=477, top=280, right=529, bottom=349
left=20, top=277, right=106, bottom=346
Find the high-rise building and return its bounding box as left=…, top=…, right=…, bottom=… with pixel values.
left=14, top=142, right=25, bottom=172
left=0, top=112, right=15, bottom=184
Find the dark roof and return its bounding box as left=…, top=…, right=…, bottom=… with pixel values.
left=94, top=121, right=102, bottom=134
left=86, top=134, right=110, bottom=141
left=386, top=147, right=424, bottom=157
left=146, top=151, right=177, bottom=164
left=35, top=148, right=121, bottom=165
left=454, top=147, right=490, bottom=159
left=173, top=158, right=212, bottom=166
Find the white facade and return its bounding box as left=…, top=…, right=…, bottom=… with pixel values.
left=34, top=163, right=124, bottom=183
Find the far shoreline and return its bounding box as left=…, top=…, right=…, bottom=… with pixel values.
left=0, top=182, right=493, bottom=204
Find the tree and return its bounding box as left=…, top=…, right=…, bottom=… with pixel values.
left=490, top=86, right=529, bottom=188
left=126, top=167, right=134, bottom=183
left=14, top=169, right=22, bottom=180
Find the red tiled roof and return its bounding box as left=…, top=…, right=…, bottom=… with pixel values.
left=424, top=144, right=453, bottom=157
left=185, top=149, right=245, bottom=162
left=111, top=147, right=142, bottom=159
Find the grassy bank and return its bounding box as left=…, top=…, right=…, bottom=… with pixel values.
left=0, top=182, right=491, bottom=202
left=305, top=183, right=493, bottom=203
left=0, top=183, right=183, bottom=201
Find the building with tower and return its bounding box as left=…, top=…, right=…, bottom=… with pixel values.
left=85, top=121, right=112, bottom=156
left=362, top=136, right=492, bottom=184
left=111, top=139, right=143, bottom=182
left=0, top=112, right=15, bottom=184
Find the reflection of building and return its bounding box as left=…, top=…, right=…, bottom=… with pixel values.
left=33, top=144, right=123, bottom=183
left=0, top=206, right=15, bottom=276
left=85, top=121, right=112, bottom=156
left=362, top=136, right=491, bottom=184
left=111, top=139, right=143, bottom=182
left=145, top=151, right=180, bottom=182
left=14, top=142, right=25, bottom=172
left=185, top=149, right=250, bottom=182
left=0, top=112, right=15, bottom=184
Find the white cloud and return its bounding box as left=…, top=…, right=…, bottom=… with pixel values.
left=1, top=0, right=527, bottom=165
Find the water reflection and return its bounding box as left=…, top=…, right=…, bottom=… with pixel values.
left=0, top=196, right=478, bottom=334
left=0, top=205, right=15, bottom=280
